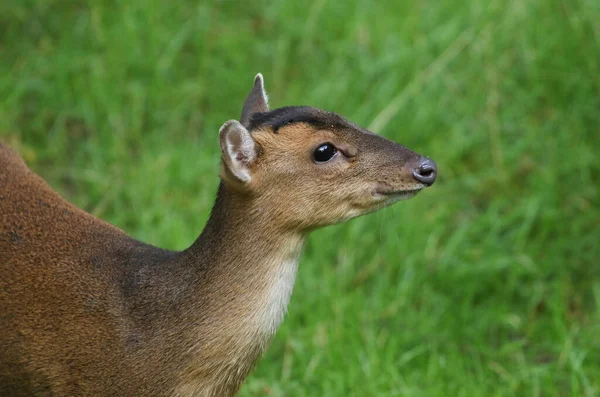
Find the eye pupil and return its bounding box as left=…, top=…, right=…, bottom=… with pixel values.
left=314, top=143, right=337, bottom=163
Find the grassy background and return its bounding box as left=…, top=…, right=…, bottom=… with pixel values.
left=1, top=0, right=599, bottom=395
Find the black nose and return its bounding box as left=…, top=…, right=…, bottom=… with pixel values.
left=412, top=157, right=437, bottom=186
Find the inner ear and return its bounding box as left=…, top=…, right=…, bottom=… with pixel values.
left=219, top=120, right=257, bottom=185
left=240, top=73, right=269, bottom=127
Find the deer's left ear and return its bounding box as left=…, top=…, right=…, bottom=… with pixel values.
left=240, top=73, right=269, bottom=127
left=219, top=120, right=257, bottom=186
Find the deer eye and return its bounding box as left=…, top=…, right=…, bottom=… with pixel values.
left=313, top=143, right=337, bottom=163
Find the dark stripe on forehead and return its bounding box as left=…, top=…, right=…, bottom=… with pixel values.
left=248, top=106, right=351, bottom=132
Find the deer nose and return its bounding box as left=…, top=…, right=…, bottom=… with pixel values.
left=412, top=157, right=437, bottom=186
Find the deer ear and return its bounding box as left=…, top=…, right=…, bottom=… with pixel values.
left=240, top=73, right=269, bottom=127
left=219, top=120, right=257, bottom=185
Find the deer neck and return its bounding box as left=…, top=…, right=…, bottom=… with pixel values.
left=184, top=182, right=305, bottom=343
left=171, top=183, right=305, bottom=395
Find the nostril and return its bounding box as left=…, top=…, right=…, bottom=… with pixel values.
left=412, top=158, right=438, bottom=186
left=419, top=165, right=434, bottom=177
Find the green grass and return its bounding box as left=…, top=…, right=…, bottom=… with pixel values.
left=1, top=0, right=599, bottom=395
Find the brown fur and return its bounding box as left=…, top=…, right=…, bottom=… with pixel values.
left=0, top=74, right=436, bottom=396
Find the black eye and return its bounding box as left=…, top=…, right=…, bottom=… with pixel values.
left=313, top=143, right=337, bottom=163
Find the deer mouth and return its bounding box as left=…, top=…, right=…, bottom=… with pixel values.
left=372, top=185, right=424, bottom=202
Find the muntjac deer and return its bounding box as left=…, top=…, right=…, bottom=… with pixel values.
left=0, top=74, right=437, bottom=396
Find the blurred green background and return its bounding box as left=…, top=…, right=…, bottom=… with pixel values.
left=1, top=0, right=599, bottom=395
